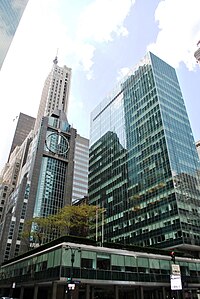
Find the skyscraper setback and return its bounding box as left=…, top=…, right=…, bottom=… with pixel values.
left=34, top=57, right=71, bottom=133
left=0, top=58, right=88, bottom=262
left=89, top=52, right=200, bottom=253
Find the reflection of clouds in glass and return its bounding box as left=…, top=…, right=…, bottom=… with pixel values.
left=0, top=26, right=13, bottom=67
left=113, top=91, right=123, bottom=110
left=0, top=0, right=28, bottom=35
left=0, top=0, right=28, bottom=69
left=12, top=0, right=28, bottom=11
left=91, top=83, right=127, bottom=149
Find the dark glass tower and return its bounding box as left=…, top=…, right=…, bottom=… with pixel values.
left=89, top=52, right=200, bottom=252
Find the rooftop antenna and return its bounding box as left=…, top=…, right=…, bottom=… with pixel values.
left=53, top=48, right=59, bottom=64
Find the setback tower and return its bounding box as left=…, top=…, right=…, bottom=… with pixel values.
left=34, top=57, right=71, bottom=133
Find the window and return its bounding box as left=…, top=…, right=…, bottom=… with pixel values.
left=97, top=256, right=110, bottom=270
left=81, top=258, right=93, bottom=269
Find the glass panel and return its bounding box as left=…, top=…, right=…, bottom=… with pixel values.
left=54, top=249, right=62, bottom=266
left=149, top=258, right=160, bottom=269
left=111, top=254, right=124, bottom=266
left=62, top=249, right=80, bottom=267
left=81, top=258, right=93, bottom=269
left=97, top=257, right=110, bottom=270
left=47, top=251, right=54, bottom=268
left=37, top=254, right=47, bottom=263
left=125, top=256, right=137, bottom=267
left=160, top=259, right=170, bottom=270
left=82, top=250, right=96, bottom=259
left=137, top=257, right=149, bottom=267
left=189, top=263, right=197, bottom=270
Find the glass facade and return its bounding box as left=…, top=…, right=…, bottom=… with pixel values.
left=1, top=239, right=200, bottom=299
left=34, top=157, right=67, bottom=217
left=34, top=116, right=71, bottom=218
left=0, top=0, right=29, bottom=69
left=89, top=52, right=200, bottom=250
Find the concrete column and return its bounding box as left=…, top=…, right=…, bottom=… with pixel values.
left=162, top=287, right=166, bottom=299
left=51, top=282, right=57, bottom=299
left=139, top=286, right=144, bottom=299
left=86, top=284, right=90, bottom=299
left=19, top=286, right=24, bottom=299
left=33, top=284, right=38, bottom=299
left=135, top=287, right=140, bottom=298
left=154, top=289, right=159, bottom=299
left=91, top=286, right=95, bottom=299
left=114, top=285, right=119, bottom=299
left=131, top=288, right=136, bottom=299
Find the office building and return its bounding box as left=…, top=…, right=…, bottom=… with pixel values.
left=72, top=134, right=89, bottom=202
left=0, top=110, right=76, bottom=261
left=0, top=59, right=88, bottom=262
left=0, top=0, right=29, bottom=69
left=1, top=235, right=200, bottom=299
left=89, top=52, right=200, bottom=253
left=8, top=112, right=35, bottom=161
left=0, top=113, right=35, bottom=225
left=34, top=57, right=71, bottom=133
left=0, top=128, right=35, bottom=259
left=0, top=184, right=9, bottom=222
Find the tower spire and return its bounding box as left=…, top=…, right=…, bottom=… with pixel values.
left=53, top=48, right=59, bottom=65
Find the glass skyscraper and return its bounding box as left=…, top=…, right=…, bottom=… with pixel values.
left=0, top=0, right=29, bottom=69
left=89, top=52, right=200, bottom=252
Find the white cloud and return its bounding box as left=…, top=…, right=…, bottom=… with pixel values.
left=116, top=67, right=130, bottom=81
left=0, top=0, right=135, bottom=168
left=75, top=0, right=134, bottom=77
left=34, top=0, right=135, bottom=80
left=147, top=0, right=200, bottom=70
left=77, top=0, right=133, bottom=42
left=75, top=42, right=95, bottom=79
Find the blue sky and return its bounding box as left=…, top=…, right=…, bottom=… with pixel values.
left=0, top=0, right=200, bottom=169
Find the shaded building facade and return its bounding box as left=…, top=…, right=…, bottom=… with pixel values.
left=8, top=112, right=35, bottom=161
left=89, top=52, right=200, bottom=253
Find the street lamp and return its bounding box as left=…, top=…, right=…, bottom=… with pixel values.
left=64, top=245, right=81, bottom=299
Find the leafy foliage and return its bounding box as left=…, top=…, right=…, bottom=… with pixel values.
left=22, top=204, right=104, bottom=248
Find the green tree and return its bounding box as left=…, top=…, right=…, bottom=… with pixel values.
left=22, top=204, right=104, bottom=248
